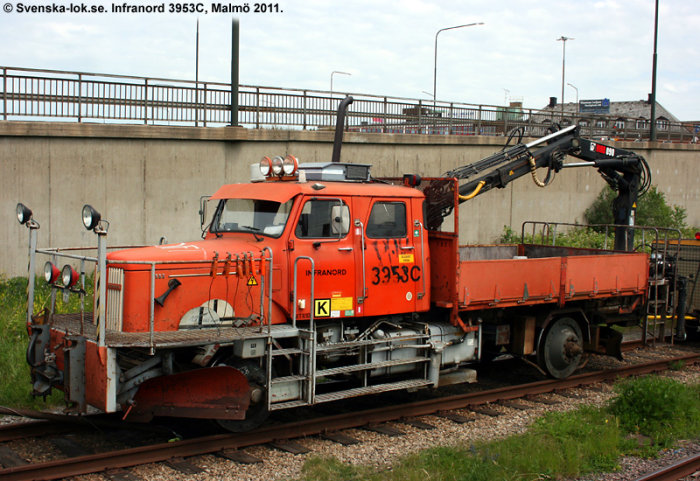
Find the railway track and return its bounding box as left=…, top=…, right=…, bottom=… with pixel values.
left=1, top=353, right=698, bottom=481
left=633, top=452, right=700, bottom=481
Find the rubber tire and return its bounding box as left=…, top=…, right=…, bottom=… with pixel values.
left=216, top=360, right=269, bottom=432
left=537, top=317, right=583, bottom=379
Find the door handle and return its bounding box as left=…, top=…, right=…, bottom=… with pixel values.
left=400, top=246, right=415, bottom=250
left=338, top=247, right=353, bottom=252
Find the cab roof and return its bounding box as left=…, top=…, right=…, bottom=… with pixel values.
left=211, top=180, right=424, bottom=204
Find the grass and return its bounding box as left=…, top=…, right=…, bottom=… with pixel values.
left=299, top=376, right=700, bottom=481
left=0, top=274, right=93, bottom=408
left=610, top=375, right=700, bottom=453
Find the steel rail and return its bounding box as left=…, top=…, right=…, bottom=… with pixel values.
left=1, top=354, right=698, bottom=481
left=0, top=408, right=173, bottom=443
left=0, top=421, right=74, bottom=443
left=633, top=452, right=700, bottom=481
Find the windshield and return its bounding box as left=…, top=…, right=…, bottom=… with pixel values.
left=211, top=198, right=294, bottom=238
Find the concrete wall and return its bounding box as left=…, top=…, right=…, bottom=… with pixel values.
left=2, top=121, right=699, bottom=277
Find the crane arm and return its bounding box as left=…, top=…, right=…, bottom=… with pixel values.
left=441, top=125, right=651, bottom=250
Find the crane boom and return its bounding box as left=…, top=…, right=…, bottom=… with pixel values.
left=443, top=125, right=651, bottom=251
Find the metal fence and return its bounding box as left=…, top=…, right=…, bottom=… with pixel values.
left=1, top=66, right=694, bottom=142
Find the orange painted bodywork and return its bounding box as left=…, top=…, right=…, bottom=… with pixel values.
left=106, top=180, right=431, bottom=333
left=458, top=251, right=648, bottom=310
left=104, top=178, right=650, bottom=335
left=46, top=329, right=113, bottom=411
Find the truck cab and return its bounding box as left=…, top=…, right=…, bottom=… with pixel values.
left=201, top=162, right=430, bottom=326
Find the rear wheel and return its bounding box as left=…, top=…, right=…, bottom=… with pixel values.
left=537, top=317, right=583, bottom=379
left=216, top=360, right=269, bottom=432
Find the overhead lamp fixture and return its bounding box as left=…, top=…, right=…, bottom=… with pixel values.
left=16, top=203, right=33, bottom=225
left=82, top=204, right=101, bottom=231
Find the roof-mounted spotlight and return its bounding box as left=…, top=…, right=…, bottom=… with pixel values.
left=282, top=155, right=298, bottom=176
left=43, top=261, right=61, bottom=284
left=16, top=203, right=33, bottom=225
left=82, top=204, right=102, bottom=231
left=271, top=156, right=284, bottom=176
left=259, top=156, right=272, bottom=177
left=61, top=264, right=79, bottom=288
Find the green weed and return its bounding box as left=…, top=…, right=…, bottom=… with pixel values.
left=0, top=275, right=93, bottom=408
left=609, top=375, right=700, bottom=451
left=298, top=377, right=700, bottom=481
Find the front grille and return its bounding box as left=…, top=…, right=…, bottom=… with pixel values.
left=106, top=267, right=124, bottom=331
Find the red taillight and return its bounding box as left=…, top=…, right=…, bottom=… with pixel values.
left=695, top=232, right=700, bottom=241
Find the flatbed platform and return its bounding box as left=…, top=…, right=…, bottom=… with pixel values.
left=457, top=244, right=648, bottom=310
left=44, top=313, right=299, bottom=348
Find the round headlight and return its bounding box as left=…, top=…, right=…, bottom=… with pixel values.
left=259, top=156, right=272, bottom=177
left=271, top=156, right=284, bottom=176
left=82, top=204, right=101, bottom=231
left=44, top=262, right=60, bottom=284
left=282, top=155, right=298, bottom=176
left=16, top=203, right=32, bottom=225
left=61, top=264, right=79, bottom=288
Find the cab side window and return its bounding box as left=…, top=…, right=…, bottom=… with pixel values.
left=295, top=199, right=350, bottom=238
left=366, top=202, right=407, bottom=238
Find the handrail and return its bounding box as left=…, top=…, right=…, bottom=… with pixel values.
left=292, top=257, right=315, bottom=329
left=354, top=219, right=367, bottom=304
left=0, top=66, right=693, bottom=141
left=414, top=219, right=426, bottom=300
left=261, top=246, right=273, bottom=335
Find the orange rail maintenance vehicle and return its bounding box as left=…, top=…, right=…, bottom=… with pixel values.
left=16, top=97, right=678, bottom=431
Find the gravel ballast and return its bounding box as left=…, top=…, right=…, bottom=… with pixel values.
left=1, top=346, right=699, bottom=481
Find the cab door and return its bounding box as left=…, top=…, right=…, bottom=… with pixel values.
left=291, top=196, right=356, bottom=322
left=356, top=197, right=425, bottom=317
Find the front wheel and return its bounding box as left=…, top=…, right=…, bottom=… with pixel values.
left=536, top=317, right=583, bottom=379
left=216, top=360, right=269, bottom=432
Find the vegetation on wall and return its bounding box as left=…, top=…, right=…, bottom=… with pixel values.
left=500, top=184, right=697, bottom=247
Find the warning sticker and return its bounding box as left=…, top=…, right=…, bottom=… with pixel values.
left=331, top=296, right=353, bottom=311
left=314, top=298, right=330, bottom=317
left=247, top=276, right=258, bottom=286
left=398, top=253, right=415, bottom=264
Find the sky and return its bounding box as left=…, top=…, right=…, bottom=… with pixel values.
left=1, top=0, right=698, bottom=120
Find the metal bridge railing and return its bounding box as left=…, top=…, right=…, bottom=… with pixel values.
left=1, top=66, right=694, bottom=142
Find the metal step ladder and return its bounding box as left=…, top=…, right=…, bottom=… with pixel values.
left=267, top=328, right=316, bottom=411
left=265, top=255, right=433, bottom=412
left=267, top=329, right=434, bottom=411
left=645, top=278, right=671, bottom=345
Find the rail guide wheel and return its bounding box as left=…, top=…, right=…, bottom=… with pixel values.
left=537, top=317, right=584, bottom=379
left=216, top=360, right=269, bottom=432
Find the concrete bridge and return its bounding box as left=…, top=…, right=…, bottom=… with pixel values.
left=2, top=121, right=699, bottom=277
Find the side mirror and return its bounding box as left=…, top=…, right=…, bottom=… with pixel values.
left=330, top=204, right=350, bottom=236
left=199, top=195, right=211, bottom=227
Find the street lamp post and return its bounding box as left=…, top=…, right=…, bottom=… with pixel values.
left=567, top=82, right=579, bottom=104
left=330, top=71, right=352, bottom=96
left=433, top=22, right=483, bottom=104
left=557, top=36, right=574, bottom=119
left=650, top=0, right=659, bottom=141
